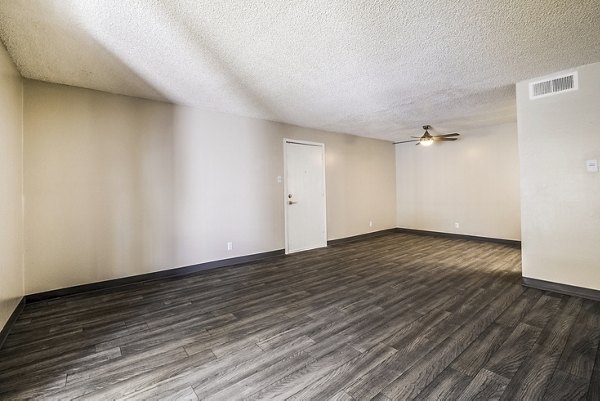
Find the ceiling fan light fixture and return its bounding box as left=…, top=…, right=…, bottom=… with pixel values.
left=393, top=125, right=460, bottom=146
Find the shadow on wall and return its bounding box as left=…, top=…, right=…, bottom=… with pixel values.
left=22, top=1, right=307, bottom=292
left=169, top=107, right=286, bottom=269
left=24, top=81, right=291, bottom=293
left=25, top=89, right=180, bottom=290
left=52, top=92, right=178, bottom=282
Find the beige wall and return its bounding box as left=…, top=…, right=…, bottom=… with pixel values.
left=0, top=43, right=24, bottom=330
left=396, top=122, right=521, bottom=240
left=23, top=80, right=396, bottom=294
left=517, top=62, right=600, bottom=290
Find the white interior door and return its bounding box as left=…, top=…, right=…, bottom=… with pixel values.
left=284, top=140, right=327, bottom=253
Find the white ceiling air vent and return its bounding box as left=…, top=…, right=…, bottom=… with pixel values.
left=529, top=72, right=578, bottom=99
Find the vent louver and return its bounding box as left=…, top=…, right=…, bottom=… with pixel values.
left=529, top=72, right=578, bottom=99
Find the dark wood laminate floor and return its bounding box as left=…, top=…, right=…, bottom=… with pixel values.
left=1, top=232, right=599, bottom=400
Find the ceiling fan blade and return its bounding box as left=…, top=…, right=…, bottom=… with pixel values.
left=433, top=133, right=460, bottom=138
left=434, top=137, right=458, bottom=141
left=411, top=136, right=422, bottom=138
left=393, top=139, right=419, bottom=144
left=415, top=142, right=420, bottom=146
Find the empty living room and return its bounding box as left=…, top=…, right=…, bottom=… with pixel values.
left=1, top=1, right=600, bottom=399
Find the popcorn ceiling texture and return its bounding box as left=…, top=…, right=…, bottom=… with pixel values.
left=0, top=0, right=599, bottom=140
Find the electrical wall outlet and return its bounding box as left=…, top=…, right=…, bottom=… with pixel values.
left=369, top=220, right=373, bottom=227
left=454, top=222, right=460, bottom=229
left=227, top=242, right=233, bottom=251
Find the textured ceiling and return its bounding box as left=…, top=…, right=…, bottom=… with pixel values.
left=1, top=0, right=599, bottom=140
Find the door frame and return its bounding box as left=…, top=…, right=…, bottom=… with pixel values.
left=283, top=138, right=328, bottom=254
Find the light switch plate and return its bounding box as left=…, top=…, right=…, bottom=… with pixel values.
left=586, top=159, right=598, bottom=173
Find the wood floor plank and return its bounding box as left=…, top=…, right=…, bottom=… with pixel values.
left=450, top=323, right=512, bottom=377
left=0, top=233, right=597, bottom=400
left=413, top=367, right=472, bottom=401
left=349, top=309, right=423, bottom=353
left=66, top=346, right=189, bottom=386
left=288, top=343, right=398, bottom=399
left=522, top=293, right=564, bottom=328
left=0, top=321, right=148, bottom=371
left=543, top=370, right=589, bottom=401
left=204, top=350, right=315, bottom=400
left=344, top=349, right=416, bottom=400
left=0, top=346, right=120, bottom=382
left=380, top=285, right=524, bottom=400
left=484, top=322, right=542, bottom=380
left=70, top=348, right=217, bottom=400
left=552, top=300, right=600, bottom=380
left=586, top=342, right=600, bottom=400
left=500, top=296, right=583, bottom=401
left=495, top=288, right=542, bottom=327
left=191, top=336, right=316, bottom=399
left=0, top=373, right=67, bottom=399
left=543, top=299, right=600, bottom=400
left=457, top=369, right=509, bottom=401
left=247, top=343, right=360, bottom=400
left=329, top=390, right=356, bottom=401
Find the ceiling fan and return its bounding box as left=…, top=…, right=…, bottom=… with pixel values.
left=394, top=125, right=460, bottom=146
